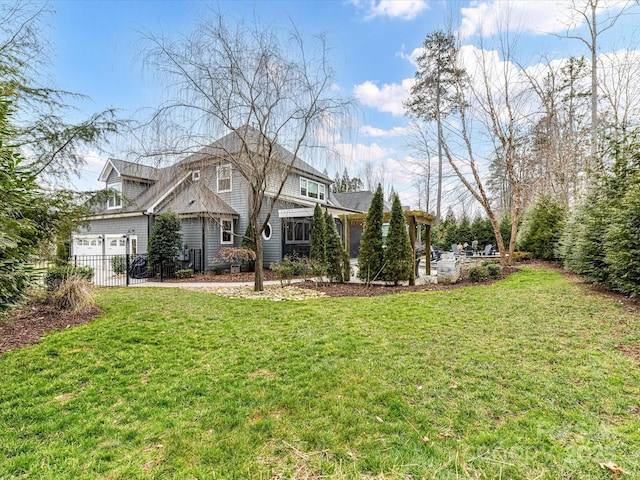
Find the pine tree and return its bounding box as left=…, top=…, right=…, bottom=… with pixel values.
left=324, top=210, right=346, bottom=282
left=383, top=195, right=413, bottom=285
left=358, top=183, right=385, bottom=284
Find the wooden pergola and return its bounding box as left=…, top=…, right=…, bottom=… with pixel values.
left=340, top=210, right=436, bottom=285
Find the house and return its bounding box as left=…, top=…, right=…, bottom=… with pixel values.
left=72, top=129, right=363, bottom=270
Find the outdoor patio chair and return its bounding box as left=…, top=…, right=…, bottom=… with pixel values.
left=431, top=245, right=442, bottom=262
left=481, top=244, right=494, bottom=256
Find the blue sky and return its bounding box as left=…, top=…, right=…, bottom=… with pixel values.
left=47, top=0, right=639, bottom=210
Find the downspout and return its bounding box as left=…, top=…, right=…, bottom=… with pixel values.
left=202, top=216, right=206, bottom=271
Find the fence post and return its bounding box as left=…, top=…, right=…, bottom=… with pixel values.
left=126, top=254, right=130, bottom=286
left=160, top=256, right=164, bottom=282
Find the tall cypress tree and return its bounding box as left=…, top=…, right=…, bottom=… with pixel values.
left=324, top=210, right=346, bottom=282
left=358, top=183, right=385, bottom=284
left=383, top=195, right=413, bottom=285
left=310, top=203, right=326, bottom=265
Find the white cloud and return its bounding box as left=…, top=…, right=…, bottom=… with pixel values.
left=359, top=125, right=409, bottom=137
left=353, top=78, right=414, bottom=116
left=334, top=142, right=392, bottom=163
left=459, top=0, right=629, bottom=40
left=351, top=0, right=429, bottom=20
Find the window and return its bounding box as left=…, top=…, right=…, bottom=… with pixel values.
left=285, top=219, right=311, bottom=244
left=107, top=183, right=122, bottom=209
left=262, top=222, right=272, bottom=241
left=300, top=178, right=325, bottom=201
left=221, top=218, right=233, bottom=244
left=217, top=164, right=232, bottom=192
left=192, top=170, right=201, bottom=181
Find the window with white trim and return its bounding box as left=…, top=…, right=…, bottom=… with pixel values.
left=300, top=178, right=325, bottom=201
left=285, top=219, right=311, bottom=244
left=217, top=164, right=232, bottom=192
left=262, top=222, right=272, bottom=241
left=221, top=218, right=234, bottom=244
left=107, top=183, right=122, bottom=209
left=192, top=170, right=201, bottom=181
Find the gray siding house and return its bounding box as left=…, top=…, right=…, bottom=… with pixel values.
left=73, top=130, right=361, bottom=270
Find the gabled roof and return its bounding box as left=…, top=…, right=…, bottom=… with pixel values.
left=332, top=191, right=392, bottom=213
left=98, top=158, right=158, bottom=183
left=179, top=127, right=330, bottom=183
left=155, top=180, right=238, bottom=217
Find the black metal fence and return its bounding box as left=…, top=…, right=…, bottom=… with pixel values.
left=68, top=249, right=203, bottom=287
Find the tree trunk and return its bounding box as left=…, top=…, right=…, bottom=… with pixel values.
left=251, top=213, right=264, bottom=292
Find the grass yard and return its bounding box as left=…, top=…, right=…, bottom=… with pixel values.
left=1, top=267, right=639, bottom=479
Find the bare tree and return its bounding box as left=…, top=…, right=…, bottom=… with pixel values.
left=521, top=56, right=591, bottom=205
left=561, top=0, right=636, bottom=164
left=140, top=15, right=347, bottom=291
left=423, top=17, right=533, bottom=264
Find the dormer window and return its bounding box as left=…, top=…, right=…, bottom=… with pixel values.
left=107, top=182, right=122, bottom=209
left=217, top=164, right=232, bottom=192
left=300, top=178, right=325, bottom=201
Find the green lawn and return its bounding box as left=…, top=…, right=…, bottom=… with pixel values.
left=1, top=267, right=639, bottom=479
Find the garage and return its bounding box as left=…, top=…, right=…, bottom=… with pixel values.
left=72, top=235, right=137, bottom=257
left=71, top=235, right=103, bottom=256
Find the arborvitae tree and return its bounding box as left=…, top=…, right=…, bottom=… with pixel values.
left=358, top=183, right=385, bottom=284
left=383, top=195, right=413, bottom=285
left=431, top=209, right=457, bottom=249
left=604, top=173, right=640, bottom=296
left=148, top=212, right=183, bottom=270
left=499, top=214, right=513, bottom=251
left=310, top=203, right=326, bottom=265
left=471, top=216, right=495, bottom=248
left=324, top=210, right=347, bottom=282
left=517, top=196, right=567, bottom=260
left=457, top=214, right=473, bottom=245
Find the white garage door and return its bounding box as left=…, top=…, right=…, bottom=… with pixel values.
left=72, top=235, right=103, bottom=256
left=105, top=236, right=127, bottom=256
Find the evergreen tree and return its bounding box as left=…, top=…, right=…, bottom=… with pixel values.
left=499, top=214, right=513, bottom=250
left=517, top=196, right=567, bottom=260
left=148, top=212, right=183, bottom=270
left=604, top=173, right=640, bottom=296
left=310, top=203, right=327, bottom=266
left=358, top=183, right=385, bottom=284
left=383, top=195, right=414, bottom=285
left=471, top=216, right=494, bottom=248
left=457, top=214, right=472, bottom=245
left=324, top=211, right=347, bottom=282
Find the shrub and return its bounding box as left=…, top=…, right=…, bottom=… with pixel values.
left=210, top=265, right=224, bottom=275
left=468, top=265, right=490, bottom=282
left=48, top=275, right=95, bottom=313
left=511, top=251, right=533, bottom=262
left=45, top=265, right=93, bottom=291
left=213, top=247, right=256, bottom=265
left=176, top=268, right=194, bottom=279
left=148, top=212, right=182, bottom=269
left=270, top=260, right=295, bottom=285
left=111, top=255, right=126, bottom=275
left=483, top=262, right=502, bottom=278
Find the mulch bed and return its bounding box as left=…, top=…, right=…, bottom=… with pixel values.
left=1, top=304, right=101, bottom=355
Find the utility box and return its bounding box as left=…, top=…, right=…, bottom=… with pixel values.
left=437, top=254, right=461, bottom=284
